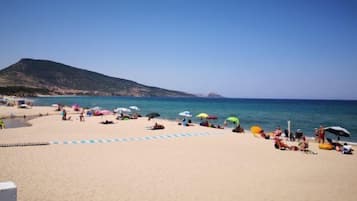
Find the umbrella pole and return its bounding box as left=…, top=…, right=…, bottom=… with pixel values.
left=288, top=120, right=291, bottom=141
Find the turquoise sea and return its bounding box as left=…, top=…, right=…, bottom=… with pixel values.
left=32, top=96, right=357, bottom=142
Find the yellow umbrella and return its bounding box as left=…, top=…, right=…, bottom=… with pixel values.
left=250, top=125, right=263, bottom=134
left=196, top=113, right=209, bottom=119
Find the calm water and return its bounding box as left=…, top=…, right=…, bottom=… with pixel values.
left=32, top=96, right=357, bottom=142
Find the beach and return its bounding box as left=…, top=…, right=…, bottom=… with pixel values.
left=1, top=106, right=357, bottom=201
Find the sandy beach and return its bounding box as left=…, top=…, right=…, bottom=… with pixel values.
left=1, top=106, right=357, bottom=201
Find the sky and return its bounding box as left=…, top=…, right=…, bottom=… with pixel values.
left=0, top=0, right=356, bottom=99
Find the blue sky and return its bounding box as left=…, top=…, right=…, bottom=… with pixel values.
left=1, top=0, right=356, bottom=99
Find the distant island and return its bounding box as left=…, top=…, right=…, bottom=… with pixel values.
left=207, top=92, right=223, bottom=98
left=0, top=58, right=196, bottom=97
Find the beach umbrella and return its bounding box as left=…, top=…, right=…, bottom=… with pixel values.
left=250, top=126, right=263, bottom=134
left=179, top=111, right=192, bottom=118
left=89, top=106, right=101, bottom=111
left=114, top=107, right=131, bottom=113
left=129, top=106, right=140, bottom=111
left=207, top=115, right=218, bottom=120
left=99, top=110, right=113, bottom=115
left=196, top=113, right=209, bottom=119
left=146, top=112, right=160, bottom=119
left=226, top=116, right=239, bottom=125
left=324, top=126, right=351, bottom=137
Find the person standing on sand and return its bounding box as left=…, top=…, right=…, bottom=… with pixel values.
left=79, top=110, right=85, bottom=122
left=314, top=128, right=319, bottom=142
left=318, top=125, right=325, bottom=144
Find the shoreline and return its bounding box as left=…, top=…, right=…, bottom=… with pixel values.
left=1, top=105, right=356, bottom=144
left=1, top=105, right=356, bottom=145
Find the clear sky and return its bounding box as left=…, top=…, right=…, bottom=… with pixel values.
left=1, top=0, right=356, bottom=99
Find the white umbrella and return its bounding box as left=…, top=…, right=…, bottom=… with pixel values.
left=89, top=106, right=101, bottom=111
left=114, top=107, right=131, bottom=113
left=324, top=126, right=351, bottom=137
left=129, top=106, right=140, bottom=111
left=179, top=111, right=192, bottom=118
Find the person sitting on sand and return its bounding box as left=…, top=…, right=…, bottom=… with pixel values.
left=152, top=122, right=165, bottom=130
left=274, top=126, right=282, bottom=137
left=101, top=120, right=114, bottom=124
left=260, top=130, right=270, bottom=139
left=216, top=124, right=224, bottom=129
left=295, top=129, right=304, bottom=140
left=342, top=143, right=353, bottom=154
left=232, top=124, right=244, bottom=133
left=326, top=138, right=343, bottom=151
left=200, top=120, right=209, bottom=127
left=130, top=113, right=138, bottom=119
left=62, top=109, right=71, bottom=120
left=274, top=137, right=291, bottom=150
left=298, top=136, right=309, bottom=151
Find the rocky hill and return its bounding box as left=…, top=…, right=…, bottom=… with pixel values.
left=0, top=58, right=195, bottom=97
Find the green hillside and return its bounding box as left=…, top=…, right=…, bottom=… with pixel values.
left=0, top=58, right=194, bottom=97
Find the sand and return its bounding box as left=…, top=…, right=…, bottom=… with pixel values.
left=1, top=106, right=357, bottom=201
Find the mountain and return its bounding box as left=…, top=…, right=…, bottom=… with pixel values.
left=0, top=58, right=195, bottom=97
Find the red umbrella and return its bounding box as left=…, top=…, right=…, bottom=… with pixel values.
left=207, top=115, right=218, bottom=120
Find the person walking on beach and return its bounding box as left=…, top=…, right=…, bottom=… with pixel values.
left=318, top=125, right=325, bottom=144
left=79, top=110, right=85, bottom=122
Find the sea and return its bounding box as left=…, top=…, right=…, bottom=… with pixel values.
left=31, top=96, right=357, bottom=142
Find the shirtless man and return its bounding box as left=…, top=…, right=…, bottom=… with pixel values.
left=318, top=125, right=325, bottom=144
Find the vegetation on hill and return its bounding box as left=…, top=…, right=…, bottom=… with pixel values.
left=0, top=58, right=194, bottom=97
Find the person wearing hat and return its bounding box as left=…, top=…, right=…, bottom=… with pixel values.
left=295, top=129, right=303, bottom=140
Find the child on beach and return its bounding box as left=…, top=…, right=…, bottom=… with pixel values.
left=0, top=119, right=5, bottom=129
